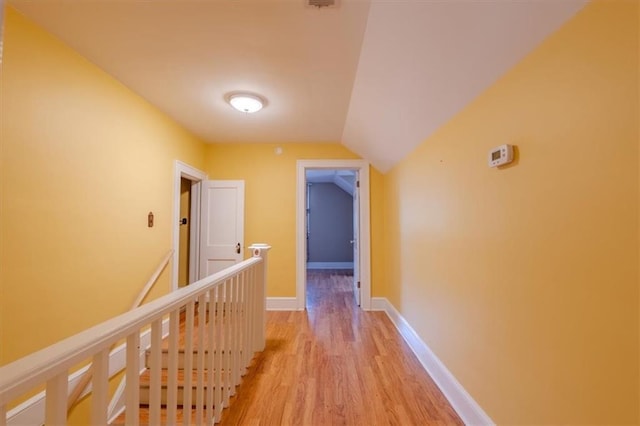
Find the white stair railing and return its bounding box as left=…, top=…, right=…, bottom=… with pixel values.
left=0, top=244, right=271, bottom=426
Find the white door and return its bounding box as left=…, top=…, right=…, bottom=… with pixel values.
left=200, top=180, right=245, bottom=278
left=352, top=176, right=361, bottom=306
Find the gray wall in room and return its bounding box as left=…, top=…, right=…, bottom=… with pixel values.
left=308, top=183, right=354, bottom=263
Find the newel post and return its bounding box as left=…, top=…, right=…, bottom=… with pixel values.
left=249, top=243, right=271, bottom=352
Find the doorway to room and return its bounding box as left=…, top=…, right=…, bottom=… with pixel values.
left=172, top=161, right=206, bottom=291
left=296, top=159, right=371, bottom=311
left=177, top=177, right=193, bottom=288
left=305, top=169, right=357, bottom=307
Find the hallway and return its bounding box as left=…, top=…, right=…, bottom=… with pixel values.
left=218, top=271, right=463, bottom=425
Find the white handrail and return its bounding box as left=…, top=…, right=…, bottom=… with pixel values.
left=1, top=244, right=271, bottom=425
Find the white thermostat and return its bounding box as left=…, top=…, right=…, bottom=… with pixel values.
left=488, top=144, right=514, bottom=167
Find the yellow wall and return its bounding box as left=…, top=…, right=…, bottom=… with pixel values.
left=204, top=143, right=385, bottom=298
left=384, top=1, right=639, bottom=423
left=0, top=8, right=205, bottom=365
left=369, top=167, right=385, bottom=298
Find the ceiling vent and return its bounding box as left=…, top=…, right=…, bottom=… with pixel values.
left=307, top=0, right=337, bottom=8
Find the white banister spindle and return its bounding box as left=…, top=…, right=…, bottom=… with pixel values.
left=166, top=309, right=180, bottom=425
left=222, top=279, right=231, bottom=408
left=206, top=288, right=216, bottom=423
left=236, top=274, right=242, bottom=382
left=256, top=262, right=265, bottom=352
left=234, top=274, right=241, bottom=387
left=195, top=295, right=207, bottom=425
left=45, top=372, right=68, bottom=425
left=149, top=319, right=162, bottom=426
left=91, top=348, right=110, bottom=425
left=253, top=264, right=261, bottom=354
left=229, top=275, right=238, bottom=394
left=183, top=301, right=195, bottom=426
left=201, top=291, right=212, bottom=425
left=125, top=333, right=140, bottom=426
left=226, top=277, right=233, bottom=396
left=245, top=269, right=251, bottom=370
left=239, top=272, right=244, bottom=373
left=246, top=266, right=255, bottom=364
left=240, top=271, right=249, bottom=375
left=237, top=270, right=243, bottom=371
left=214, top=285, right=223, bottom=423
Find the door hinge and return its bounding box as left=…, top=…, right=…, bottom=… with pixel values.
left=357, top=281, right=361, bottom=289
left=356, top=180, right=360, bottom=188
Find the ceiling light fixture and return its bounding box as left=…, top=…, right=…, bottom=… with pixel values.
left=228, top=93, right=264, bottom=113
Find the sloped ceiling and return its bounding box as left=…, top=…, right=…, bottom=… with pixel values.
left=8, top=0, right=587, bottom=172
left=342, top=0, right=588, bottom=171
left=307, top=169, right=356, bottom=195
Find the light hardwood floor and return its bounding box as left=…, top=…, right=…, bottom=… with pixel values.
left=217, top=270, right=463, bottom=425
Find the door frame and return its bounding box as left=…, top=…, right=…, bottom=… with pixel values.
left=172, top=160, right=207, bottom=291
left=296, top=159, right=372, bottom=310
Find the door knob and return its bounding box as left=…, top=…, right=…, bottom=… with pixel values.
left=236, top=243, right=241, bottom=254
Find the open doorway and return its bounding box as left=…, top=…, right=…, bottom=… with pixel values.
left=305, top=170, right=357, bottom=306
left=172, top=161, right=207, bottom=291
left=178, top=177, right=193, bottom=288
left=296, top=159, right=371, bottom=310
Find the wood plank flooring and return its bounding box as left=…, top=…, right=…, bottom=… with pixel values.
left=217, top=270, right=463, bottom=425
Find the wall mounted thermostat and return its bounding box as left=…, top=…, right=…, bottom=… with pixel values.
left=488, top=144, right=514, bottom=168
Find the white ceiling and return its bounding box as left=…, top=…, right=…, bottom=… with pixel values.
left=8, top=0, right=587, bottom=172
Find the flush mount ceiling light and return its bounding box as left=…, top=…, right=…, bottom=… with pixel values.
left=228, top=93, right=264, bottom=113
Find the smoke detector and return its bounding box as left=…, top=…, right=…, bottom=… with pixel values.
left=307, top=0, right=337, bottom=8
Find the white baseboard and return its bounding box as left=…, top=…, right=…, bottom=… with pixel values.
left=7, top=318, right=170, bottom=426
left=370, top=297, right=388, bottom=311
left=306, top=262, right=354, bottom=270
left=266, top=297, right=300, bottom=311
left=372, top=297, right=495, bottom=426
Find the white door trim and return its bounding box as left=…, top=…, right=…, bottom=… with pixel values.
left=172, top=160, right=207, bottom=291
left=296, top=159, right=371, bottom=310
left=187, top=182, right=201, bottom=285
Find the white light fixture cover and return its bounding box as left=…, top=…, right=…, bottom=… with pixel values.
left=229, top=94, right=264, bottom=113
